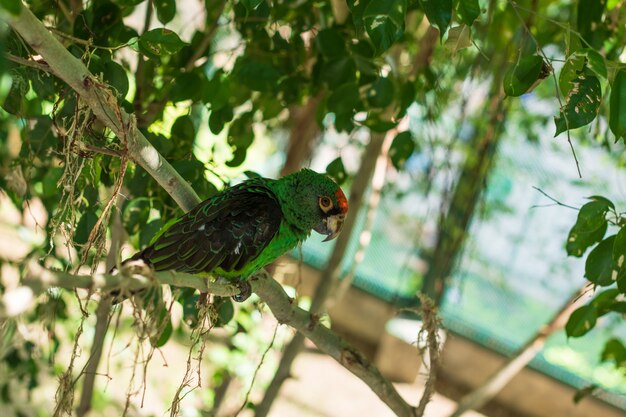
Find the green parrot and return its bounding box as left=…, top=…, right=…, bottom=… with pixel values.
left=122, top=168, right=348, bottom=301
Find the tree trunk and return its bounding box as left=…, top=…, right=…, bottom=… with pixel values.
left=280, top=93, right=324, bottom=176
left=328, top=126, right=394, bottom=307
left=421, top=75, right=508, bottom=305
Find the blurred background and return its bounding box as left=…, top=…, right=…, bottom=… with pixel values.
left=0, top=1, right=625, bottom=417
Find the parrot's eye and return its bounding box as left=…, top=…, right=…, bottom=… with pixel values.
left=319, top=196, right=333, bottom=212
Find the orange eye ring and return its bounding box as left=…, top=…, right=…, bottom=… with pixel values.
left=319, top=196, right=333, bottom=212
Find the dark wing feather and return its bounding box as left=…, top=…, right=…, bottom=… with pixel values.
left=135, top=182, right=282, bottom=275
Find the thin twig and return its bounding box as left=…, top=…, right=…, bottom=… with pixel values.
left=5, top=53, right=51, bottom=72
left=46, top=27, right=129, bottom=50
left=234, top=324, right=279, bottom=417
left=531, top=186, right=578, bottom=210
left=82, top=144, right=124, bottom=158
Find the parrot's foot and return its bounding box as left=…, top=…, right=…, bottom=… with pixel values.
left=232, top=281, right=251, bottom=302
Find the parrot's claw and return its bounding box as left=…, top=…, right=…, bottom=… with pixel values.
left=232, top=281, right=251, bottom=302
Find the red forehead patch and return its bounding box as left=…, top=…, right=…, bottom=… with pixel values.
left=335, top=188, right=348, bottom=214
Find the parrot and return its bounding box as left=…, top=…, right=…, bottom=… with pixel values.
left=120, top=168, right=348, bottom=302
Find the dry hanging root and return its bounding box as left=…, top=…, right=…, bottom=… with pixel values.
left=415, top=293, right=442, bottom=417
left=169, top=301, right=218, bottom=417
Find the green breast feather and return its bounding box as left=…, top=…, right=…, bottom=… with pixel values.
left=128, top=169, right=348, bottom=282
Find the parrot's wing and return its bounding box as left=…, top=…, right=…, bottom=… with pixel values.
left=140, top=185, right=282, bottom=274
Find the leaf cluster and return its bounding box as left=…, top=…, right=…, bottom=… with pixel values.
left=565, top=196, right=626, bottom=373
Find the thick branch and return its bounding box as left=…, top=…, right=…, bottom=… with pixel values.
left=7, top=266, right=417, bottom=417
left=3, top=6, right=200, bottom=211
left=252, top=273, right=417, bottom=417
left=19, top=262, right=240, bottom=299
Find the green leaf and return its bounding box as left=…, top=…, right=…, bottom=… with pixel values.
left=577, top=0, right=606, bottom=48
left=346, top=0, right=370, bottom=33
left=228, top=115, right=255, bottom=152
left=503, top=55, right=547, bottom=97
left=366, top=77, right=394, bottom=108
left=455, top=0, right=480, bottom=25
left=74, top=211, right=99, bottom=245
left=0, top=0, right=22, bottom=15
left=559, top=50, right=607, bottom=96
left=319, top=57, right=357, bottom=89
left=577, top=199, right=615, bottom=230
left=609, top=69, right=626, bottom=141
left=567, top=222, right=607, bottom=258
left=389, top=131, right=416, bottom=170
left=565, top=305, right=598, bottom=338
left=554, top=73, right=602, bottom=136
left=397, top=80, right=415, bottom=117
left=141, top=218, right=164, bottom=248
left=180, top=290, right=200, bottom=327
left=137, top=28, right=186, bottom=59
left=234, top=57, right=281, bottom=92
left=154, top=317, right=173, bottom=347
left=362, top=117, right=397, bottom=133
left=316, top=29, right=346, bottom=60
left=419, top=0, right=452, bottom=39
left=209, top=106, right=234, bottom=134
left=154, top=0, right=176, bottom=24
left=151, top=307, right=173, bottom=347
left=613, top=225, right=626, bottom=267
left=327, top=82, right=361, bottom=115
left=226, top=148, right=247, bottom=167
left=204, top=71, right=231, bottom=109
left=102, top=60, right=129, bottom=98
left=617, top=271, right=626, bottom=294
left=591, top=289, right=620, bottom=315
left=601, top=338, right=626, bottom=368
left=171, top=160, right=205, bottom=180
left=171, top=115, right=196, bottom=148
left=123, top=198, right=151, bottom=236
left=559, top=54, right=585, bottom=96
left=256, top=94, right=283, bottom=120
left=587, top=195, right=614, bottom=210
left=566, top=199, right=611, bottom=257
left=610, top=302, right=626, bottom=313
left=585, top=235, right=616, bottom=286
left=612, top=226, right=626, bottom=294
left=170, top=71, right=205, bottom=102
left=582, top=49, right=608, bottom=79
left=326, top=157, right=347, bottom=185
left=214, top=297, right=235, bottom=326
left=42, top=168, right=64, bottom=198
left=363, top=0, right=407, bottom=54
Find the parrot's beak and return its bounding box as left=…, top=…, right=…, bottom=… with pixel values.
left=314, top=214, right=345, bottom=242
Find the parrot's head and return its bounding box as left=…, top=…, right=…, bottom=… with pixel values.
left=313, top=183, right=348, bottom=241
left=278, top=169, right=349, bottom=241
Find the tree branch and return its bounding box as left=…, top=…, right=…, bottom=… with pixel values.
left=14, top=261, right=240, bottom=301
left=251, top=272, right=418, bottom=417
left=3, top=6, right=201, bottom=212
left=7, top=264, right=418, bottom=417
